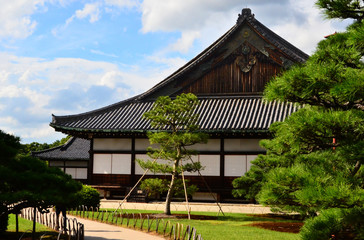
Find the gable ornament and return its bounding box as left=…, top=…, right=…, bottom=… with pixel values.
left=235, top=45, right=256, bottom=73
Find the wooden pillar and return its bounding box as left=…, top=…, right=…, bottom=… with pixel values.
left=131, top=137, right=136, bottom=185
left=219, top=137, right=225, bottom=199
left=88, top=138, right=94, bottom=185
left=32, top=207, right=36, bottom=240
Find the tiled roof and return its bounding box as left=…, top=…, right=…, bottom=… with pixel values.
left=51, top=96, right=299, bottom=134
left=32, top=137, right=90, bottom=160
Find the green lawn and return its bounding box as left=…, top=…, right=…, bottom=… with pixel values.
left=3, top=214, right=61, bottom=240
left=167, top=213, right=300, bottom=240
left=71, top=209, right=301, bottom=240
left=7, top=214, right=51, bottom=232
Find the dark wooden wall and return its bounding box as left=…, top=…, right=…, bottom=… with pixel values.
left=178, top=44, right=283, bottom=95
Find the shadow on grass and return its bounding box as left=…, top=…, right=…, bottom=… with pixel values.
left=2, top=231, right=67, bottom=240
left=217, top=213, right=304, bottom=222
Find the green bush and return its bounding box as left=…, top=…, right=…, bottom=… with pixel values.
left=76, top=185, right=100, bottom=209
left=300, top=208, right=364, bottom=240
left=172, top=179, right=198, bottom=198
left=140, top=178, right=198, bottom=200
left=140, top=178, right=169, bottom=200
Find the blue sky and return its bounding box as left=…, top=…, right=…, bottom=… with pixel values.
left=0, top=0, right=352, bottom=144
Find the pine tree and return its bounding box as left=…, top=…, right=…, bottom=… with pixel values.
left=137, top=93, right=208, bottom=215
left=233, top=1, right=364, bottom=237
left=0, top=130, right=82, bottom=234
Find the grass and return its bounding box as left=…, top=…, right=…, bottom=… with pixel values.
left=7, top=214, right=51, bottom=232
left=70, top=209, right=301, bottom=240
left=2, top=214, right=61, bottom=240
left=166, top=213, right=300, bottom=240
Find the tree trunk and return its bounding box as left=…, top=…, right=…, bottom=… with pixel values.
left=15, top=213, right=18, bottom=233
left=32, top=207, right=36, bottom=240
left=164, top=159, right=179, bottom=215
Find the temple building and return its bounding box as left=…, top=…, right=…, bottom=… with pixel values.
left=49, top=8, right=308, bottom=200
left=32, top=137, right=90, bottom=184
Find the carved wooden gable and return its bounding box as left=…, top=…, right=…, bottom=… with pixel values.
left=175, top=18, right=298, bottom=95
left=130, top=8, right=307, bottom=101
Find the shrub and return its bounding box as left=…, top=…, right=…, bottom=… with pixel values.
left=76, top=185, right=100, bottom=209
left=140, top=178, right=198, bottom=200
left=172, top=179, right=198, bottom=198
left=140, top=178, right=169, bottom=200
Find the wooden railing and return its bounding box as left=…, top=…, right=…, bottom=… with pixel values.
left=20, top=208, right=84, bottom=240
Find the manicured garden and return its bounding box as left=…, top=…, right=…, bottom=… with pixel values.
left=70, top=208, right=301, bottom=240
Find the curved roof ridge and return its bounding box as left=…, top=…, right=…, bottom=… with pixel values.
left=249, top=17, right=309, bottom=62
left=136, top=24, right=239, bottom=100
left=32, top=143, right=64, bottom=155
left=32, top=137, right=74, bottom=155
left=52, top=94, right=141, bottom=125
left=32, top=137, right=90, bottom=160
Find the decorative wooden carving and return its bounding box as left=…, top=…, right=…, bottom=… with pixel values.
left=235, top=45, right=256, bottom=73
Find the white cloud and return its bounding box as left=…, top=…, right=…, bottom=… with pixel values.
left=105, top=0, right=139, bottom=8
left=139, top=0, right=351, bottom=55
left=0, top=0, right=45, bottom=39
left=90, top=49, right=119, bottom=58
left=0, top=116, right=18, bottom=126
left=19, top=123, right=65, bottom=142
left=167, top=31, right=201, bottom=54
left=0, top=52, right=177, bottom=143
left=75, top=2, right=101, bottom=23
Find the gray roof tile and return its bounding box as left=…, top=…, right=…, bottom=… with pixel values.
left=32, top=137, right=90, bottom=160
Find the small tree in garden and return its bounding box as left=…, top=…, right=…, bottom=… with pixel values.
left=137, top=93, right=208, bottom=215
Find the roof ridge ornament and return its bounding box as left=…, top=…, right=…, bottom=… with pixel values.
left=237, top=8, right=254, bottom=24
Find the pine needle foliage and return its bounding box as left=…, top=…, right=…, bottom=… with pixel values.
left=137, top=93, right=208, bottom=215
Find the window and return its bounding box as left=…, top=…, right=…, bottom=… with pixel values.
left=224, top=155, right=258, bottom=176
left=65, top=168, right=88, bottom=179
left=93, top=154, right=131, bottom=174
left=135, top=154, right=165, bottom=175
left=225, top=155, right=246, bottom=177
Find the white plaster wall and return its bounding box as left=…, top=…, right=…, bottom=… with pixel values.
left=185, top=139, right=220, bottom=151
left=135, top=138, right=160, bottom=151
left=93, top=138, right=132, bottom=151
left=224, top=139, right=264, bottom=152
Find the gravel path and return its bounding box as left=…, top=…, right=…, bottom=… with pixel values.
left=74, top=217, right=164, bottom=240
